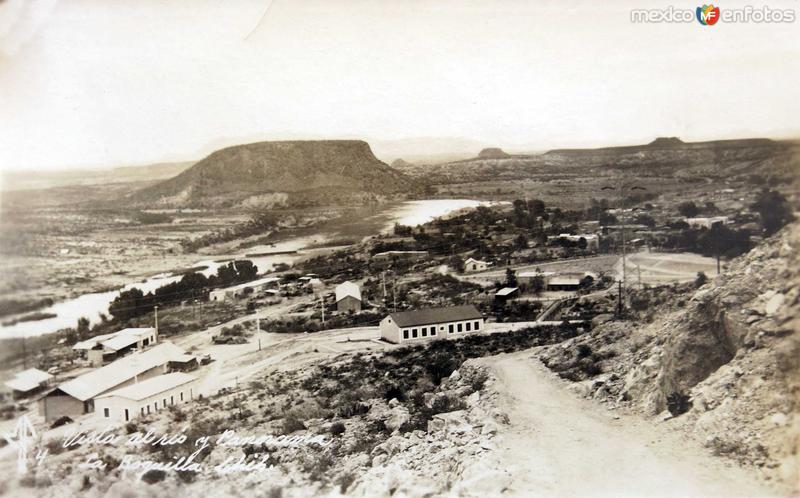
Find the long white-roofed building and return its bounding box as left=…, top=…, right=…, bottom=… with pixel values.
left=94, top=372, right=198, bottom=423
left=41, top=342, right=191, bottom=423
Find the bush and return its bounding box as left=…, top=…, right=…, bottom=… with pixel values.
left=695, top=272, right=708, bottom=288
left=576, top=344, right=592, bottom=359
left=281, top=416, right=307, bottom=434
left=666, top=391, right=692, bottom=416
left=141, top=469, right=167, bottom=484
left=329, top=422, right=346, bottom=436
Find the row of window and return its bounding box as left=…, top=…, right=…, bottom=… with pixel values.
left=102, top=388, right=192, bottom=421
left=401, top=320, right=481, bottom=340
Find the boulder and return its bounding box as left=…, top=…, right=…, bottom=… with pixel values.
left=765, top=293, right=785, bottom=316
left=385, top=406, right=411, bottom=433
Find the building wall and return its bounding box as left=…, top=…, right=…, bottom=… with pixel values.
left=380, top=316, right=485, bottom=344
left=95, top=379, right=198, bottom=423
left=337, top=296, right=362, bottom=313
left=465, top=261, right=488, bottom=272
left=41, top=392, right=85, bottom=423
left=209, top=290, right=228, bottom=302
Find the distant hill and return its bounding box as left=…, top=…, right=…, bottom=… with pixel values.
left=477, top=148, right=511, bottom=159
left=129, top=140, right=417, bottom=207
left=396, top=137, right=793, bottom=184
left=390, top=158, right=414, bottom=169
left=1, top=161, right=194, bottom=192
left=544, top=137, right=779, bottom=156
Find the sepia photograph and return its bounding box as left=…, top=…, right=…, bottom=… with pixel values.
left=0, top=1, right=798, bottom=497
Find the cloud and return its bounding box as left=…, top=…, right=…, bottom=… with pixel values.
left=0, top=0, right=58, bottom=57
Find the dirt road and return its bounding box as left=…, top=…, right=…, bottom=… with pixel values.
left=475, top=352, right=776, bottom=497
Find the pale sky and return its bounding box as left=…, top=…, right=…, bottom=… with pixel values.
left=0, top=0, right=798, bottom=171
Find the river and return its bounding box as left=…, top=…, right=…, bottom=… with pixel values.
left=0, top=199, right=492, bottom=338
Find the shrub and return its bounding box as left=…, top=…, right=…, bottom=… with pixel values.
left=576, top=344, right=592, bottom=359
left=281, top=416, right=307, bottom=434
left=666, top=391, right=692, bottom=416
left=141, top=469, right=167, bottom=484
left=329, top=422, right=346, bottom=436
left=695, top=272, right=708, bottom=288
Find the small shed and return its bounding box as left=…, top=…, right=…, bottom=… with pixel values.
left=494, top=287, right=520, bottom=302
left=335, top=281, right=362, bottom=312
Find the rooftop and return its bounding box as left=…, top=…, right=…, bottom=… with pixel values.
left=335, top=281, right=362, bottom=302
left=56, top=342, right=190, bottom=401
left=213, top=277, right=280, bottom=294
left=96, top=372, right=197, bottom=401
left=73, top=327, right=155, bottom=351
left=388, top=305, right=483, bottom=328
left=495, top=287, right=519, bottom=296
left=4, top=368, right=53, bottom=393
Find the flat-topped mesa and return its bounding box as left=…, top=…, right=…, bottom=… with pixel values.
left=648, top=137, right=685, bottom=148
left=477, top=147, right=511, bottom=159
left=129, top=140, right=416, bottom=207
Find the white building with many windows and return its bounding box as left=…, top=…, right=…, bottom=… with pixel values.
left=379, top=305, right=484, bottom=344
left=94, top=372, right=198, bottom=423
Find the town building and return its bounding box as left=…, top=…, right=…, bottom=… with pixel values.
left=4, top=368, right=54, bottom=399
left=335, top=281, right=362, bottom=312
left=547, top=233, right=600, bottom=252
left=209, top=277, right=280, bottom=302
left=371, top=250, right=428, bottom=269
left=517, top=271, right=595, bottom=292
left=517, top=270, right=555, bottom=287
left=379, top=305, right=484, bottom=344
left=94, top=372, right=198, bottom=423
left=685, top=216, right=730, bottom=229
left=464, top=257, right=490, bottom=272
left=72, top=327, right=158, bottom=367
left=41, top=342, right=192, bottom=423
left=494, top=287, right=520, bottom=302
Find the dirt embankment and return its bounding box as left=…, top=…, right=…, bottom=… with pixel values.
left=538, top=222, right=800, bottom=494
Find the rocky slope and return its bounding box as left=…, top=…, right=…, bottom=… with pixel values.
left=538, top=221, right=800, bottom=493
left=129, top=140, right=417, bottom=207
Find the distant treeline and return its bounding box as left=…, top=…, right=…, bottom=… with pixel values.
left=108, top=260, right=258, bottom=321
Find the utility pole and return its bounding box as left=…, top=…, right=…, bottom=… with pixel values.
left=257, top=317, right=261, bottom=351
left=617, top=280, right=623, bottom=316
left=382, top=271, right=387, bottom=300
left=393, top=274, right=397, bottom=312
left=602, top=180, right=645, bottom=313
left=320, top=294, right=325, bottom=326
left=637, top=264, right=642, bottom=289
left=154, top=305, right=159, bottom=342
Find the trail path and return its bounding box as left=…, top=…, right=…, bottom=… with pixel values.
left=474, top=352, right=776, bottom=498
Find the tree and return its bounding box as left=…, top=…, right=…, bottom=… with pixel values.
left=751, top=189, right=794, bottom=235
left=449, top=255, right=465, bottom=274
left=530, top=275, right=545, bottom=295
left=77, top=316, right=90, bottom=335
left=513, top=233, right=529, bottom=251
left=598, top=211, right=617, bottom=226
left=677, top=201, right=699, bottom=218
left=109, top=288, right=152, bottom=321
left=505, top=268, right=518, bottom=288
left=577, top=237, right=588, bottom=251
